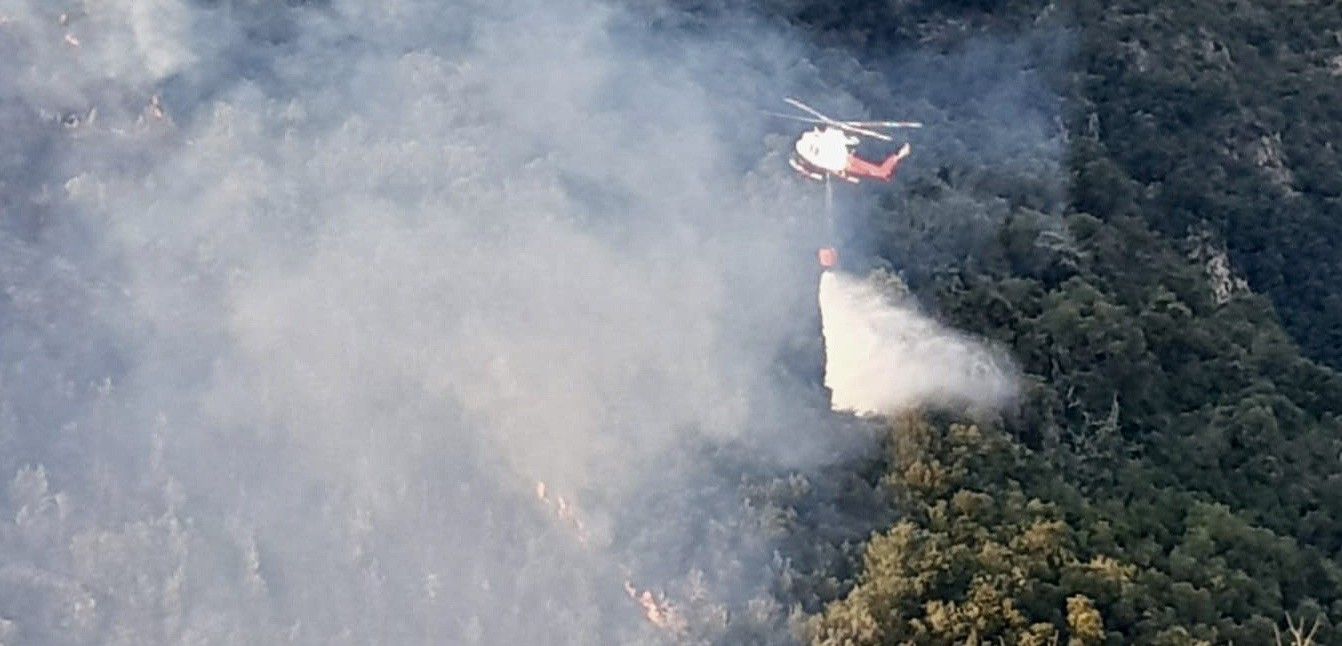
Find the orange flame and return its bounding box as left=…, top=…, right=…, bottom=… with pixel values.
left=624, top=580, right=687, bottom=633
left=534, top=481, right=589, bottom=545
left=534, top=481, right=686, bottom=635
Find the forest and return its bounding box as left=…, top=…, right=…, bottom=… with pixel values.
left=737, top=0, right=1342, bottom=643
left=1, top=0, right=1340, bottom=644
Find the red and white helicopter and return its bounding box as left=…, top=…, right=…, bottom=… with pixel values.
left=768, top=98, right=922, bottom=184
left=768, top=99, right=922, bottom=270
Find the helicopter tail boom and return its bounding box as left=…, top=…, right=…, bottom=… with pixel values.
left=844, top=151, right=905, bottom=182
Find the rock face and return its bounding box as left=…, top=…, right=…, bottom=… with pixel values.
left=1253, top=132, right=1296, bottom=193
left=1188, top=230, right=1248, bottom=305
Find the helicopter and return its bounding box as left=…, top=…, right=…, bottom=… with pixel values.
left=767, top=98, right=921, bottom=184
left=767, top=99, right=923, bottom=270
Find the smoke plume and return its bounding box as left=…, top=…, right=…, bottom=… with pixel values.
left=0, top=1, right=1061, bottom=643
left=0, top=1, right=849, bottom=643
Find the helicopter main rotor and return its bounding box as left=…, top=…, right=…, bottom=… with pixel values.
left=776, top=97, right=922, bottom=142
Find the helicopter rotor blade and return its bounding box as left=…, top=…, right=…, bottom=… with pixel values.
left=766, top=111, right=915, bottom=135
left=761, top=111, right=830, bottom=125
left=830, top=122, right=893, bottom=141
left=783, top=98, right=894, bottom=141
left=841, top=120, right=924, bottom=129
left=783, top=97, right=834, bottom=122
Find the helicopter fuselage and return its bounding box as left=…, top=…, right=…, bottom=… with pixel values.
left=793, top=127, right=856, bottom=174
left=789, top=126, right=904, bottom=184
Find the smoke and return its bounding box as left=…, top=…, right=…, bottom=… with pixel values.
left=0, top=1, right=843, bottom=643
left=819, top=270, right=1016, bottom=416
left=834, top=29, right=1075, bottom=281
left=0, top=1, right=1061, bottom=644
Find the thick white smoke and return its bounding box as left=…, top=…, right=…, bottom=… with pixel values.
left=0, top=1, right=1059, bottom=643
left=0, top=1, right=840, bottom=643
left=819, top=270, right=1016, bottom=416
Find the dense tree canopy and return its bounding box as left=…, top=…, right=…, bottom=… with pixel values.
left=724, top=0, right=1342, bottom=643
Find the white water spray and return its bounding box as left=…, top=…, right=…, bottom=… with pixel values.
left=818, top=270, right=1015, bottom=416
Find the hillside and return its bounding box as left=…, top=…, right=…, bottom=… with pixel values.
left=1, top=1, right=1339, bottom=644
left=744, top=0, right=1342, bottom=643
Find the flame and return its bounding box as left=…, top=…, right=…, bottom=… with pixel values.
left=533, top=481, right=589, bottom=545
left=624, top=580, right=687, bottom=634
left=533, top=481, right=687, bottom=635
